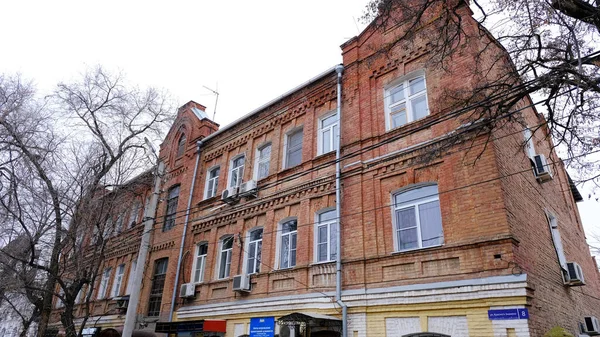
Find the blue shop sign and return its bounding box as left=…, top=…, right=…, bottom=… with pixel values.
left=488, top=308, right=529, bottom=320
left=250, top=317, right=275, bottom=337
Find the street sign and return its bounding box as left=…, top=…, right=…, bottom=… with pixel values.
left=488, top=308, right=529, bottom=320
left=250, top=317, right=275, bottom=337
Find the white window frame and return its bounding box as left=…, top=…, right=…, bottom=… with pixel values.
left=254, top=143, right=272, bottom=180
left=204, top=166, right=220, bottom=199
left=191, top=242, right=208, bottom=283
left=125, top=260, right=137, bottom=295
left=547, top=211, right=567, bottom=279
left=314, top=208, right=338, bottom=263
left=128, top=201, right=141, bottom=228
left=276, top=218, right=298, bottom=269
left=523, top=127, right=536, bottom=159
left=228, top=155, right=245, bottom=188
left=317, top=112, right=339, bottom=155
left=97, top=267, right=111, bottom=299
left=384, top=71, right=429, bottom=130
left=283, top=127, right=303, bottom=169
left=244, top=227, right=263, bottom=274
left=216, top=236, right=233, bottom=279
left=111, top=264, right=125, bottom=298
left=391, top=184, right=444, bottom=252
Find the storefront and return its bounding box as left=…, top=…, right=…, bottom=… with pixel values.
left=155, top=319, right=227, bottom=337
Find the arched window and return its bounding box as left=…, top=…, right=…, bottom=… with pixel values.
left=245, top=228, right=263, bottom=274
left=176, top=134, right=186, bottom=157
left=192, top=242, right=208, bottom=283
left=217, top=236, right=233, bottom=279
left=315, top=209, right=337, bottom=263
left=392, top=184, right=443, bottom=251
left=278, top=219, right=297, bottom=269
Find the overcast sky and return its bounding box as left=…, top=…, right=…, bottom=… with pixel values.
left=1, top=0, right=597, bottom=252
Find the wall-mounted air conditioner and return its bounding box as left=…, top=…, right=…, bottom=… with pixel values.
left=239, top=180, right=258, bottom=197
left=221, top=186, right=239, bottom=203
left=533, top=154, right=553, bottom=182
left=179, top=283, right=195, bottom=298
left=232, top=274, right=251, bottom=292
left=566, top=262, right=585, bottom=286
left=584, top=316, right=600, bottom=335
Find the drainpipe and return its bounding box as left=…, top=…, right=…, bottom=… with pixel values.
left=123, top=161, right=165, bottom=337
left=168, top=140, right=203, bottom=321
left=334, top=64, right=348, bottom=337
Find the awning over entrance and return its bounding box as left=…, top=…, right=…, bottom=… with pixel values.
left=155, top=319, right=226, bottom=334
left=277, top=312, right=342, bottom=329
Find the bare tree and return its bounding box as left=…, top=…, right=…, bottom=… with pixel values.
left=363, top=0, right=600, bottom=187
left=0, top=67, right=173, bottom=337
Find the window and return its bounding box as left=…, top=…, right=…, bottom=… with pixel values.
left=147, top=258, right=168, bottom=317
left=177, top=134, right=186, bottom=157
left=75, top=285, right=85, bottom=304
left=163, top=185, right=180, bottom=231
left=385, top=74, right=429, bottom=129
left=55, top=289, right=64, bottom=308
left=229, top=155, right=245, bottom=188
left=192, top=243, right=208, bottom=283
left=315, top=210, right=337, bottom=263
left=279, top=219, right=297, bottom=269
left=523, top=127, right=536, bottom=159
left=285, top=129, right=303, bottom=169
left=97, top=267, right=111, bottom=299
left=115, top=213, right=124, bottom=234
left=125, top=260, right=137, bottom=295
left=548, top=213, right=567, bottom=269
left=128, top=201, right=141, bottom=228
left=318, top=113, right=339, bottom=155
left=111, top=264, right=125, bottom=298
left=393, top=184, right=443, bottom=251
left=255, top=143, right=272, bottom=180
left=245, top=228, right=263, bottom=274
left=217, top=236, right=233, bottom=279
left=204, top=166, right=220, bottom=199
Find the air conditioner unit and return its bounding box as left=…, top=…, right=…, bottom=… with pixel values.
left=566, top=262, right=585, bottom=286
left=179, top=283, right=195, bottom=298
left=585, top=316, right=600, bottom=335
left=232, top=274, right=251, bottom=292
left=239, top=180, right=258, bottom=196
left=533, top=154, right=553, bottom=182
left=221, top=186, right=239, bottom=203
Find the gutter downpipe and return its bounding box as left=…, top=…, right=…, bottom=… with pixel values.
left=334, top=64, right=348, bottom=337
left=122, top=161, right=164, bottom=337
left=168, top=140, right=203, bottom=322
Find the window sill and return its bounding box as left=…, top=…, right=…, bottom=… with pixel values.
left=392, top=244, right=444, bottom=255
left=310, top=260, right=336, bottom=266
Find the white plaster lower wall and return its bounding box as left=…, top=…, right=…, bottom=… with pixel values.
left=385, top=317, right=421, bottom=337
left=347, top=313, right=367, bottom=337
left=428, top=316, right=469, bottom=337
left=490, top=306, right=531, bottom=337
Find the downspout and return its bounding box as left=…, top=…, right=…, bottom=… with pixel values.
left=168, top=140, right=203, bottom=321
left=334, top=64, right=348, bottom=337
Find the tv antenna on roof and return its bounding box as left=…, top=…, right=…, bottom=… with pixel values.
left=202, top=84, right=219, bottom=121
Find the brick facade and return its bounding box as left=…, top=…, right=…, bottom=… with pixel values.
left=51, top=2, right=600, bottom=337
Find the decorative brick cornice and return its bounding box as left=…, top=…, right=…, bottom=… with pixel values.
left=151, top=240, right=175, bottom=252
left=203, top=88, right=337, bottom=162
left=370, top=43, right=431, bottom=78
left=191, top=176, right=336, bottom=233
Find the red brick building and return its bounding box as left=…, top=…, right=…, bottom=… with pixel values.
left=52, top=2, right=600, bottom=337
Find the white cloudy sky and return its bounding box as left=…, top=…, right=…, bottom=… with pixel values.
left=1, top=0, right=597, bottom=251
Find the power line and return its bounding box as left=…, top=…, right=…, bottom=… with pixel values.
left=142, top=84, right=582, bottom=234
left=140, top=147, right=600, bottom=252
